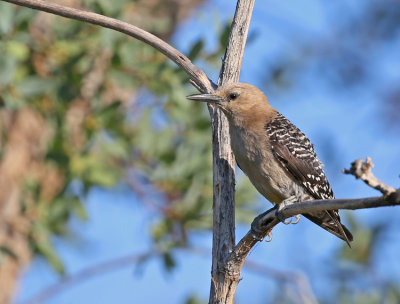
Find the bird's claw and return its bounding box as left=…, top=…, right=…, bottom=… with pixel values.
left=265, top=231, right=273, bottom=242
left=251, top=229, right=273, bottom=242
left=277, top=213, right=301, bottom=225
left=292, top=214, right=301, bottom=224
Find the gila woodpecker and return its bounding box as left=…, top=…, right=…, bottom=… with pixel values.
left=187, top=82, right=353, bottom=246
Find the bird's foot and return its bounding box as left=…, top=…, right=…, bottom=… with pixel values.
left=250, top=225, right=273, bottom=242
left=251, top=214, right=265, bottom=241
left=250, top=229, right=264, bottom=242
left=251, top=210, right=275, bottom=242
left=276, top=196, right=299, bottom=224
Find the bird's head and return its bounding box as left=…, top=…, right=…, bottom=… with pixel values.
left=187, top=82, right=272, bottom=122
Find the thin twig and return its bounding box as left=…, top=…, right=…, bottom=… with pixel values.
left=244, top=260, right=318, bottom=304
left=19, top=252, right=153, bottom=304
left=342, top=157, right=396, bottom=196
left=1, top=0, right=215, bottom=94
left=21, top=247, right=317, bottom=304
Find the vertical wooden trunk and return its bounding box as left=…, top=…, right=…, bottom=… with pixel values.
left=208, top=1, right=255, bottom=303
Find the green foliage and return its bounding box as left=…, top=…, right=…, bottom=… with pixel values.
left=184, top=294, right=207, bottom=304
left=327, top=213, right=400, bottom=304
left=339, top=214, right=384, bottom=266
left=31, top=222, right=65, bottom=274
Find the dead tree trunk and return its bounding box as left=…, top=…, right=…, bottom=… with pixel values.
left=208, top=1, right=255, bottom=303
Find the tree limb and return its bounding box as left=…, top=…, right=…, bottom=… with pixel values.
left=342, top=157, right=396, bottom=196
left=244, top=260, right=318, bottom=304
left=1, top=0, right=215, bottom=94
left=19, top=252, right=154, bottom=304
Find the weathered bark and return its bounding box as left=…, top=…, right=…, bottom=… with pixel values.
left=208, top=1, right=255, bottom=303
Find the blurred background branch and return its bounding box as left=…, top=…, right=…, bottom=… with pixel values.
left=19, top=251, right=154, bottom=304
left=20, top=247, right=318, bottom=304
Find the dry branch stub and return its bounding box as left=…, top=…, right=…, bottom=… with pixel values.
left=342, top=157, right=396, bottom=196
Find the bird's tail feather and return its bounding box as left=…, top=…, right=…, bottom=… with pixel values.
left=303, top=210, right=353, bottom=247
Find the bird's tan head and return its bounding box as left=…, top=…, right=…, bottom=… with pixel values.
left=187, top=82, right=272, bottom=121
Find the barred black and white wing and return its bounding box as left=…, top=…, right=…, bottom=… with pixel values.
left=265, top=112, right=353, bottom=245
left=265, top=112, right=333, bottom=200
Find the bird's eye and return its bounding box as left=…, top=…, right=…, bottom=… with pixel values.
left=228, top=92, right=239, bottom=101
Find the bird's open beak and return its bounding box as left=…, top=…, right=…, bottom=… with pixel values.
left=186, top=93, right=225, bottom=103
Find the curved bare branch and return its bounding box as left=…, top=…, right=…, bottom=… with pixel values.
left=1, top=0, right=215, bottom=94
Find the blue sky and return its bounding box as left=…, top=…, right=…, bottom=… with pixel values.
left=15, top=0, right=400, bottom=303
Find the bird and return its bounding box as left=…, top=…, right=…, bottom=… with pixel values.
left=187, top=82, right=353, bottom=246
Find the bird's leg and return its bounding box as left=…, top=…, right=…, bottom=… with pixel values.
left=251, top=214, right=266, bottom=241
left=276, top=196, right=301, bottom=224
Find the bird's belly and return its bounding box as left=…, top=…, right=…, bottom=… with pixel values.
left=231, top=132, right=304, bottom=205
left=237, top=154, right=293, bottom=204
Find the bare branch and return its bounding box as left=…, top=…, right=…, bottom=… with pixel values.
left=342, top=157, right=396, bottom=196
left=19, top=252, right=153, bottom=304
left=244, top=260, right=318, bottom=304
left=1, top=0, right=215, bottom=94
left=22, top=246, right=316, bottom=304
left=227, top=187, right=400, bottom=278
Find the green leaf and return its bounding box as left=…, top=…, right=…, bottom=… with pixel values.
left=71, top=197, right=88, bottom=221
left=187, top=39, right=204, bottom=61
left=0, top=2, right=14, bottom=35
left=16, top=76, right=54, bottom=97
left=5, top=41, right=30, bottom=61
left=32, top=224, right=65, bottom=274
left=0, top=55, right=16, bottom=86
left=162, top=252, right=176, bottom=272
